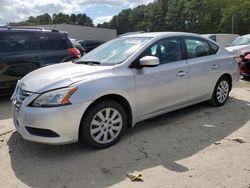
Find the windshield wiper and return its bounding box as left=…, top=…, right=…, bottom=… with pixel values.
left=76, top=61, right=101, bottom=65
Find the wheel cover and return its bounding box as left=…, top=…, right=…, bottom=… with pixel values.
left=90, top=108, right=122, bottom=144
left=216, top=80, right=229, bottom=103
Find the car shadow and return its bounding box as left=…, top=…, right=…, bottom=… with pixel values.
left=0, top=95, right=12, bottom=120
left=241, top=76, right=250, bottom=81
left=7, top=96, right=250, bottom=188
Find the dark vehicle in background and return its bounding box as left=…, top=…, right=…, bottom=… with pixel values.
left=77, top=40, right=104, bottom=53
left=0, top=26, right=80, bottom=95
left=239, top=50, right=250, bottom=79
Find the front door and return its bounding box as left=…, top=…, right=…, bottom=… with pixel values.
left=133, top=37, right=189, bottom=119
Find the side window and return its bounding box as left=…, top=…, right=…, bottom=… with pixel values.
left=32, top=33, right=68, bottom=51
left=209, top=35, right=216, bottom=42
left=184, top=38, right=210, bottom=58
left=142, top=38, right=183, bottom=64
left=57, top=34, right=70, bottom=49
left=0, top=33, right=31, bottom=53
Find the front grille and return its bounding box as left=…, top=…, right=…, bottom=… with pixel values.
left=13, top=87, right=33, bottom=108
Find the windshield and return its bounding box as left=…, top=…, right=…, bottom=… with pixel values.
left=76, top=37, right=151, bottom=65
left=229, top=36, right=250, bottom=46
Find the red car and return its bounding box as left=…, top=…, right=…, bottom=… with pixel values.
left=239, top=50, right=250, bottom=78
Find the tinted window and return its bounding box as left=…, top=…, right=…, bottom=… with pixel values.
left=184, top=38, right=210, bottom=58
left=143, top=38, right=183, bottom=64
left=0, top=33, right=31, bottom=53
left=31, top=33, right=69, bottom=50
left=209, top=41, right=219, bottom=54
left=209, top=35, right=216, bottom=42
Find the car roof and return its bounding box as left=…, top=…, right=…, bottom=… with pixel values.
left=240, top=34, right=250, bottom=38
left=0, top=26, right=67, bottom=35
left=122, top=32, right=203, bottom=39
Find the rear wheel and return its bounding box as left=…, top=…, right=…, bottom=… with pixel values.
left=209, top=76, right=230, bottom=106
left=79, top=100, right=127, bottom=148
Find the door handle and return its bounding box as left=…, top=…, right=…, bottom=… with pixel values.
left=176, top=71, right=187, bottom=77
left=211, top=64, right=219, bottom=69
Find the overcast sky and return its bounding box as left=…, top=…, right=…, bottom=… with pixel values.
left=0, top=0, right=154, bottom=26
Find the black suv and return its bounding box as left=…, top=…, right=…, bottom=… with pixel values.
left=0, top=26, right=80, bottom=95
left=78, top=40, right=104, bottom=53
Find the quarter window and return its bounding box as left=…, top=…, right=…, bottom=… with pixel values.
left=209, top=41, right=219, bottom=54
left=142, top=38, right=183, bottom=64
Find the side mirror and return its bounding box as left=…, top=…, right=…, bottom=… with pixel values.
left=139, top=56, right=159, bottom=67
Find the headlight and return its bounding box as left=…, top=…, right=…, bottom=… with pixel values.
left=30, top=87, right=77, bottom=107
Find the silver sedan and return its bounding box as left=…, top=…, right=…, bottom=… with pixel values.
left=12, top=32, right=239, bottom=148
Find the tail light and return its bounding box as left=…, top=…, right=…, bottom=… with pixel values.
left=67, top=48, right=81, bottom=58
left=244, top=54, right=250, bottom=60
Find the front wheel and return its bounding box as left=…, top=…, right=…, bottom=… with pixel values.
left=79, top=100, right=127, bottom=148
left=209, top=76, right=230, bottom=106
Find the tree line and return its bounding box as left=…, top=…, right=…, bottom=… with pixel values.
left=9, top=0, right=249, bottom=35
left=97, top=0, right=250, bottom=35
left=9, top=13, right=94, bottom=27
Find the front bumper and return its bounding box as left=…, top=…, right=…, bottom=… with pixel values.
left=12, top=100, right=91, bottom=145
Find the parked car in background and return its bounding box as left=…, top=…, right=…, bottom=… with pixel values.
left=0, top=26, right=80, bottom=95
left=77, top=40, right=104, bottom=53
left=239, top=50, right=250, bottom=79
left=202, top=34, right=239, bottom=47
left=70, top=38, right=85, bottom=56
left=12, top=32, right=239, bottom=148
left=225, top=34, right=250, bottom=54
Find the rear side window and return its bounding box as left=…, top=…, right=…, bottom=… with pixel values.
left=0, top=33, right=31, bottom=53
left=209, top=41, right=219, bottom=54
left=184, top=38, right=211, bottom=58
left=209, top=35, right=216, bottom=42
left=31, top=33, right=70, bottom=51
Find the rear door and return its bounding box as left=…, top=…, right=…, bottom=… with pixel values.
left=0, top=31, right=44, bottom=90
left=31, top=32, right=73, bottom=65
left=183, top=37, right=220, bottom=101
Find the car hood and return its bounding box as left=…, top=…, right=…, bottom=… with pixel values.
left=19, top=62, right=113, bottom=93
left=225, top=45, right=250, bottom=54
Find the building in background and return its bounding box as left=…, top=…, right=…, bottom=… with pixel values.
left=26, top=24, right=117, bottom=41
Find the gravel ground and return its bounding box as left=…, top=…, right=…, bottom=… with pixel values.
left=0, top=79, right=249, bottom=188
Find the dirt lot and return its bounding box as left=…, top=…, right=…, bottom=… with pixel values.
left=0, top=79, right=250, bottom=188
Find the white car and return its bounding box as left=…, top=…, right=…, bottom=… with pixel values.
left=12, top=32, right=239, bottom=148
left=226, top=34, right=250, bottom=54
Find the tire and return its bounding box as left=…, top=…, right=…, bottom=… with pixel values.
left=209, top=76, right=230, bottom=106
left=243, top=75, right=250, bottom=80
left=79, top=100, right=127, bottom=148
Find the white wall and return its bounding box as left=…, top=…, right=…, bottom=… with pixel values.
left=29, top=24, right=117, bottom=41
